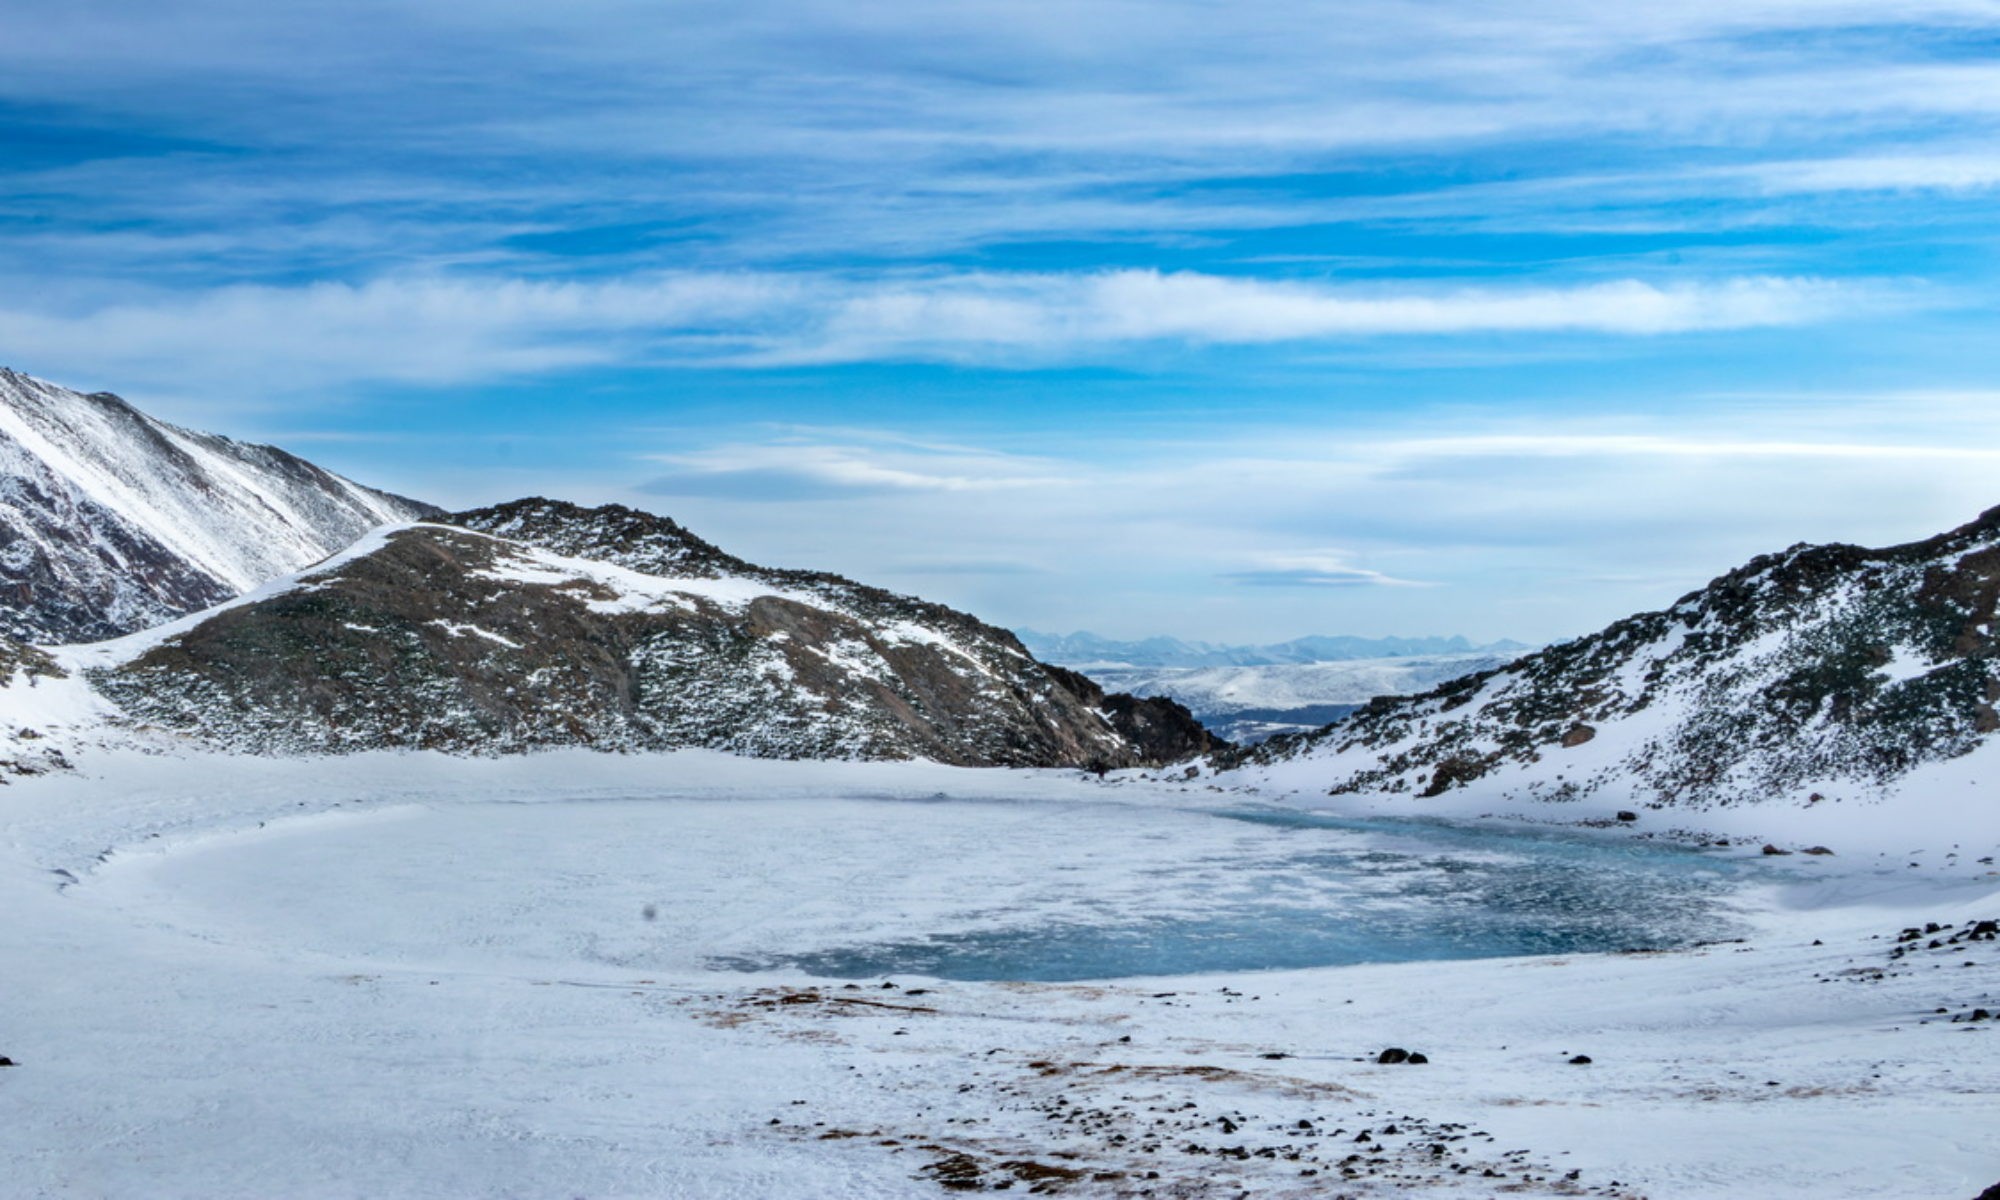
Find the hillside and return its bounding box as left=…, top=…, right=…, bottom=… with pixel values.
left=1231, top=505, right=2000, bottom=814
left=0, top=368, right=436, bottom=644
left=78, top=500, right=1220, bottom=768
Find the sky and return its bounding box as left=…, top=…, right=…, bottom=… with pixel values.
left=6, top=1, right=2000, bottom=644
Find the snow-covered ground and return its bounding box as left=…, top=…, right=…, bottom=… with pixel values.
left=4, top=751, right=1997, bottom=1198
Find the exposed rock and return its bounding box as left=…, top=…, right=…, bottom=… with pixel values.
left=1375, top=1048, right=1411, bottom=1064
left=1762, top=844, right=1793, bottom=856
left=0, top=367, right=436, bottom=644
left=1239, top=504, right=2000, bottom=807
left=89, top=503, right=1219, bottom=768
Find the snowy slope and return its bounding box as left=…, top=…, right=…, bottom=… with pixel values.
left=77, top=500, right=1219, bottom=768
left=0, top=367, right=437, bottom=643
left=1231, top=504, right=2000, bottom=818
left=1085, top=653, right=1519, bottom=742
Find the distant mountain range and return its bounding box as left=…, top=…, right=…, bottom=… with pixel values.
left=1082, top=655, right=1524, bottom=745
left=1016, top=629, right=1530, bottom=669
left=1018, top=629, right=1531, bottom=744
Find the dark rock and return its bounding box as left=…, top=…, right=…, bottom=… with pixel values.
left=90, top=502, right=1214, bottom=769
left=1616, top=810, right=1639, bottom=822
left=1801, top=846, right=1835, bottom=855
left=1097, top=690, right=1233, bottom=762
left=1376, top=1048, right=1411, bottom=1064
left=1238, top=503, right=2000, bottom=808
left=0, top=367, right=438, bottom=645
left=1569, top=1055, right=1593, bottom=1065
left=1561, top=723, right=1596, bottom=748
left=1407, top=1052, right=1429, bottom=1064
left=1762, top=844, right=1793, bottom=856
left=0, top=1056, right=14, bottom=1066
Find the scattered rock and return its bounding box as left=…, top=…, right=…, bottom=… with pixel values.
left=1615, top=810, right=1638, bottom=823
left=1801, top=846, right=1835, bottom=856
left=1762, top=844, right=1793, bottom=856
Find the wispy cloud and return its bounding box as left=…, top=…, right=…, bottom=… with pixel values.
left=611, top=405, right=2000, bottom=642
left=0, top=269, right=1880, bottom=392
left=1221, top=552, right=1434, bottom=589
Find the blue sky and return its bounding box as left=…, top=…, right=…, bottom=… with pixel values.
left=7, top=1, right=2000, bottom=643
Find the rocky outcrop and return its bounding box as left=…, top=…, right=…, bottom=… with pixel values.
left=90, top=504, right=1224, bottom=768
left=1236, top=505, right=2000, bottom=807
left=0, top=367, right=437, bottom=644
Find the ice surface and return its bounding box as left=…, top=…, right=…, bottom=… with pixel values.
left=97, top=798, right=1754, bottom=983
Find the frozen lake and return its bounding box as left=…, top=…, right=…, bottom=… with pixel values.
left=111, top=794, right=1756, bottom=981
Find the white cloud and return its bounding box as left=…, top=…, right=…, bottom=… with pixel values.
left=643, top=437, right=1068, bottom=497
left=608, top=404, right=2000, bottom=644
left=0, top=269, right=1874, bottom=395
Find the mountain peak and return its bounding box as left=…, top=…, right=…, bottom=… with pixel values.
left=0, top=369, right=438, bottom=644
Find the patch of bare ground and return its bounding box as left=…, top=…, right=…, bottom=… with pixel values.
left=739, top=998, right=1643, bottom=1196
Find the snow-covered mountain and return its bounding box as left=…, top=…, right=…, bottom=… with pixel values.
left=1231, top=505, right=2000, bottom=811
left=1016, top=628, right=1527, bottom=669
left=1086, top=653, right=1522, bottom=744
left=0, top=368, right=437, bottom=644
left=76, top=499, right=1220, bottom=768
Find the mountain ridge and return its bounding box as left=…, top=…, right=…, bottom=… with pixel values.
left=0, top=367, right=438, bottom=644
left=1228, top=503, right=2000, bottom=811
left=76, top=500, right=1223, bottom=769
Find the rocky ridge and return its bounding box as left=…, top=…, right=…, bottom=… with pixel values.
left=0, top=367, right=437, bottom=644
left=1234, top=505, right=2000, bottom=808
left=85, top=500, right=1223, bottom=768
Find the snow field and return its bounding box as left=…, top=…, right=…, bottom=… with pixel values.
left=0, top=751, right=1995, bottom=1198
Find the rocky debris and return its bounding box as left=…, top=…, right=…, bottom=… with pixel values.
left=0, top=638, right=78, bottom=780
left=1240, top=504, right=2000, bottom=807
left=716, top=983, right=1636, bottom=1196
left=90, top=505, right=1221, bottom=768
left=1815, top=918, right=1998, bottom=995
left=0, top=367, right=437, bottom=644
